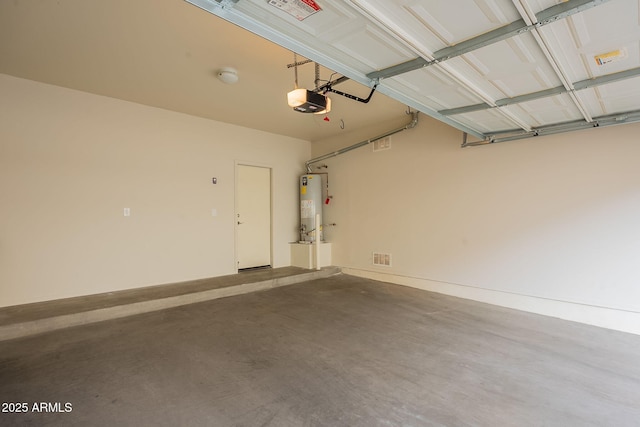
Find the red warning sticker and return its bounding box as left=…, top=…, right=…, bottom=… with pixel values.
left=300, top=0, right=321, bottom=10
left=267, top=0, right=322, bottom=21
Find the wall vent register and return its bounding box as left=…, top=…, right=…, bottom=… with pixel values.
left=373, top=252, right=392, bottom=267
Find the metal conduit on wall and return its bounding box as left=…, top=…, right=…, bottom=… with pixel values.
left=305, top=111, right=419, bottom=172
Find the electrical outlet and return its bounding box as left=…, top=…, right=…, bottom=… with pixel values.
left=373, top=137, right=391, bottom=152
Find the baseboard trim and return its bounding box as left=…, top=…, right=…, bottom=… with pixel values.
left=342, top=267, right=640, bottom=336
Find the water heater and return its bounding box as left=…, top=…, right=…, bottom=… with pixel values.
left=300, top=174, right=323, bottom=242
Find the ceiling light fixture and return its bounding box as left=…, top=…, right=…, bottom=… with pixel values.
left=217, top=67, right=238, bottom=84
left=287, top=54, right=330, bottom=114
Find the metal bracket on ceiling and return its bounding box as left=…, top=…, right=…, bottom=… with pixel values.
left=466, top=108, right=640, bottom=146
left=214, top=0, right=239, bottom=10
left=304, top=111, right=418, bottom=171
left=289, top=56, right=378, bottom=105
left=439, top=67, right=640, bottom=117
left=535, top=0, right=610, bottom=25
left=461, top=132, right=496, bottom=148
left=186, top=0, right=238, bottom=13
left=313, top=75, right=350, bottom=93
left=324, top=83, right=378, bottom=104
left=287, top=59, right=313, bottom=69
left=366, top=0, right=612, bottom=81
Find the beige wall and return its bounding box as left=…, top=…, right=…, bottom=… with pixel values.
left=4, top=72, right=640, bottom=334
left=313, top=114, right=640, bottom=334
left=0, top=74, right=309, bottom=307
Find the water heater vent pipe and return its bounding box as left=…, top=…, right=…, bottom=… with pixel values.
left=305, top=111, right=418, bottom=172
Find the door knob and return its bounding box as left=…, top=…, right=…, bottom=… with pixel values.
left=238, top=221, right=244, bottom=225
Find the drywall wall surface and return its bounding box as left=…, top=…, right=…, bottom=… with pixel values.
left=313, top=114, right=640, bottom=318
left=0, top=74, right=309, bottom=307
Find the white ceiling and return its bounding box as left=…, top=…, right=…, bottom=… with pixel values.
left=2, top=0, right=639, bottom=145
left=188, top=0, right=640, bottom=144
left=0, top=0, right=407, bottom=142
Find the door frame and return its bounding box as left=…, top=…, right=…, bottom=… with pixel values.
left=234, top=161, right=273, bottom=272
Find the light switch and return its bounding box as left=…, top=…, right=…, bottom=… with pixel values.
left=124, top=208, right=131, bottom=217
left=211, top=208, right=217, bottom=217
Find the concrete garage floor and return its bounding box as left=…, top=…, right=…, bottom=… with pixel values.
left=1, top=274, right=639, bottom=426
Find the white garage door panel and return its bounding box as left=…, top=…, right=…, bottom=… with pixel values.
left=386, top=67, right=487, bottom=110
left=231, top=0, right=389, bottom=76
left=524, top=0, right=562, bottom=11
left=566, top=81, right=640, bottom=121
left=536, top=19, right=591, bottom=83
left=575, top=89, right=607, bottom=118
left=351, top=0, right=521, bottom=46
left=595, top=77, right=640, bottom=115
left=584, top=40, right=640, bottom=78
left=506, top=94, right=585, bottom=126
left=452, top=109, right=524, bottom=134
left=464, top=34, right=563, bottom=98
left=575, top=0, right=639, bottom=57
left=333, top=25, right=417, bottom=71
left=343, top=0, right=446, bottom=55
left=446, top=56, right=516, bottom=101
left=238, top=0, right=357, bottom=37
left=540, top=0, right=640, bottom=83
left=192, top=0, right=640, bottom=140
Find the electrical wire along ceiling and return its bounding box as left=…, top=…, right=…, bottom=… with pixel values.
left=187, top=0, right=640, bottom=145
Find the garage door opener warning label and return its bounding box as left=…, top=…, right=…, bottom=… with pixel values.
left=267, top=0, right=322, bottom=21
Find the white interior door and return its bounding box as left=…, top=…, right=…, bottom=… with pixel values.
left=237, top=164, right=271, bottom=270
